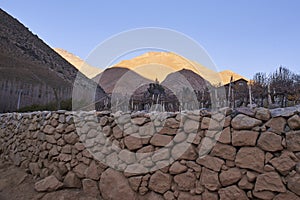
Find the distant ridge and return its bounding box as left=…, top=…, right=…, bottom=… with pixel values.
left=110, top=51, right=247, bottom=86
left=54, top=48, right=102, bottom=79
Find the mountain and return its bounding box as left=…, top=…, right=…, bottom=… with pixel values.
left=0, top=9, right=106, bottom=112
left=93, top=67, right=152, bottom=95
left=219, top=70, right=249, bottom=85
left=162, top=69, right=212, bottom=93
left=53, top=48, right=102, bottom=79
left=111, top=51, right=247, bottom=86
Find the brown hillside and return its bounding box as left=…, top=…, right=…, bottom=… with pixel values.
left=0, top=9, right=106, bottom=112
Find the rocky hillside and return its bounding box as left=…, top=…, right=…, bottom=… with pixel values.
left=0, top=9, right=106, bottom=112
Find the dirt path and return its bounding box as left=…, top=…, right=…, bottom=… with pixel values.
left=0, top=160, right=98, bottom=200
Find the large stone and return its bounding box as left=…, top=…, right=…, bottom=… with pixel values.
left=174, top=171, right=196, bottom=191
left=63, top=132, right=78, bottom=144
left=85, top=161, right=100, bottom=180
left=196, top=155, right=224, bottom=172
left=128, top=176, right=142, bottom=192
left=99, top=168, right=137, bottom=200
left=63, top=171, right=81, bottom=188
left=43, top=125, right=55, bottom=134
left=169, top=161, right=188, bottom=174
left=210, top=143, right=236, bottom=161
left=150, top=134, right=173, bottom=147
left=202, top=190, right=218, bottom=200
left=255, top=107, right=271, bottom=121
left=270, top=152, right=296, bottom=175
left=252, top=190, right=275, bottom=200
left=273, top=191, right=300, bottom=200
left=231, top=114, right=262, bottom=130
left=257, top=132, right=283, bottom=152
left=148, top=171, right=172, bottom=194
left=124, top=135, right=143, bottom=151
left=286, top=173, right=300, bottom=196
left=265, top=117, right=286, bottom=133
left=73, top=163, right=88, bottom=178
left=286, top=131, right=300, bottom=152
left=218, top=127, right=231, bottom=144
left=34, top=175, right=63, bottom=192
left=178, top=192, right=202, bottom=200
left=82, top=179, right=100, bottom=197
left=232, top=130, right=259, bottom=146
left=139, top=122, right=155, bottom=137
left=288, top=115, right=300, bottom=130
left=184, top=119, right=200, bottom=133
left=235, top=147, right=264, bottom=172
left=218, top=185, right=248, bottom=200
left=219, top=168, right=242, bottom=186
left=200, top=168, right=220, bottom=191
left=171, top=143, right=198, bottom=160
left=254, top=172, right=286, bottom=193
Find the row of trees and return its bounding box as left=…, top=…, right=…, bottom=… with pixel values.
left=250, top=66, right=300, bottom=108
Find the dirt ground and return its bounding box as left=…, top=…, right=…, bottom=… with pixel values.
left=0, top=160, right=97, bottom=200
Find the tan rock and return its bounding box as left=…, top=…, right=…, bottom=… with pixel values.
left=34, top=175, right=63, bottom=192
left=200, top=168, right=220, bottom=191
left=252, top=190, right=275, bottom=200
left=265, top=117, right=286, bottom=133
left=174, top=171, right=196, bottom=191
left=131, top=117, right=148, bottom=125
left=85, top=161, right=100, bottom=180
left=43, top=125, right=55, bottom=134
left=63, top=132, right=78, bottom=144
left=139, top=191, right=164, bottom=200
left=270, top=152, right=296, bottom=175
left=82, top=179, right=100, bottom=197
left=286, top=131, right=300, bottom=152
left=286, top=173, right=300, bottom=196
left=124, top=135, right=143, bottom=151
left=218, top=127, right=231, bottom=144
left=232, top=130, right=259, bottom=146
left=196, top=155, right=224, bottom=172
left=165, top=117, right=180, bottom=129
left=63, top=171, right=81, bottom=188
left=288, top=115, right=300, bottom=130
left=99, top=168, right=137, bottom=200
left=218, top=185, right=248, bottom=200
left=254, top=172, right=286, bottom=193
left=150, top=134, right=173, bottom=147
left=128, top=176, right=142, bottom=192
left=148, top=170, right=172, bottom=194
left=184, top=119, right=200, bottom=133
left=257, top=132, right=283, bottom=152
left=255, top=107, right=271, bottom=121
left=210, top=143, right=236, bottom=161
left=273, top=191, right=300, bottom=200
left=202, top=190, right=218, bottom=200
left=171, top=143, right=198, bottom=160
left=235, top=147, right=264, bottom=172
left=219, top=168, right=242, bottom=186
left=238, top=176, right=254, bottom=190
left=163, top=191, right=175, bottom=200
left=73, top=163, right=88, bottom=178
left=169, top=161, right=187, bottom=174
left=178, top=192, right=202, bottom=200
left=231, top=114, right=262, bottom=130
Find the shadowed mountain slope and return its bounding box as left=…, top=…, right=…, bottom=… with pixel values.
left=0, top=9, right=106, bottom=112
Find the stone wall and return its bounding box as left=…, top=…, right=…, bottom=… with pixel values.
left=0, top=106, right=300, bottom=200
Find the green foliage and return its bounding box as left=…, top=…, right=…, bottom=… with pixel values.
left=18, top=99, right=73, bottom=112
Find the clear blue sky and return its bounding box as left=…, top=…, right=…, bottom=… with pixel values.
left=1, top=0, right=300, bottom=78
